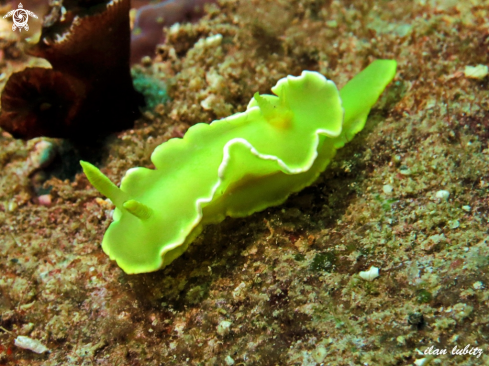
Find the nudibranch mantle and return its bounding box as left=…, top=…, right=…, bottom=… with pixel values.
left=82, top=60, right=397, bottom=274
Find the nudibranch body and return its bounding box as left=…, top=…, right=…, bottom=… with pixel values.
left=82, top=60, right=397, bottom=274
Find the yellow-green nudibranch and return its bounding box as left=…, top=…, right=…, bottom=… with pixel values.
left=81, top=60, right=397, bottom=274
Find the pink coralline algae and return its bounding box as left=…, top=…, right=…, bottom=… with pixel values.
left=131, top=0, right=217, bottom=64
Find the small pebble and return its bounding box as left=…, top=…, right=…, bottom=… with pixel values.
left=473, top=281, right=484, bottom=290
left=383, top=184, right=393, bottom=194
left=435, top=190, right=450, bottom=200
left=312, top=346, right=328, bottom=362
left=14, top=336, right=49, bottom=354
left=399, top=166, right=412, bottom=175
left=141, top=56, right=152, bottom=67
left=359, top=266, right=379, bottom=281
left=224, top=355, right=235, bottom=365
left=414, top=358, right=429, bottom=366
left=464, top=64, right=488, bottom=80
left=448, top=220, right=460, bottom=229
left=38, top=194, right=52, bottom=207
left=217, top=320, right=232, bottom=336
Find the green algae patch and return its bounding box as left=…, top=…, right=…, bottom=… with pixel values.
left=416, top=289, right=433, bottom=304
left=82, top=60, right=396, bottom=274
left=310, top=252, right=337, bottom=273
left=132, top=69, right=169, bottom=110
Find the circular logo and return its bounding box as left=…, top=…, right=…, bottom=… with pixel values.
left=12, top=8, right=29, bottom=31
left=3, top=3, right=38, bottom=32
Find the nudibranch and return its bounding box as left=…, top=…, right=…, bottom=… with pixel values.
left=82, top=60, right=397, bottom=274
left=0, top=0, right=143, bottom=140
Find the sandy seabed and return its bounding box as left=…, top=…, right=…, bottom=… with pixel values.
left=0, top=0, right=488, bottom=365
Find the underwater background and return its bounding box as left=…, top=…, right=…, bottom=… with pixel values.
left=0, top=0, right=488, bottom=365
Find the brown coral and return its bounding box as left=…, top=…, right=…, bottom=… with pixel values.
left=0, top=0, right=144, bottom=140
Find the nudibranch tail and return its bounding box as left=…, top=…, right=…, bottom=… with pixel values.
left=253, top=92, right=293, bottom=128
left=80, top=161, right=129, bottom=209
left=338, top=59, right=397, bottom=145
left=123, top=200, right=153, bottom=220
